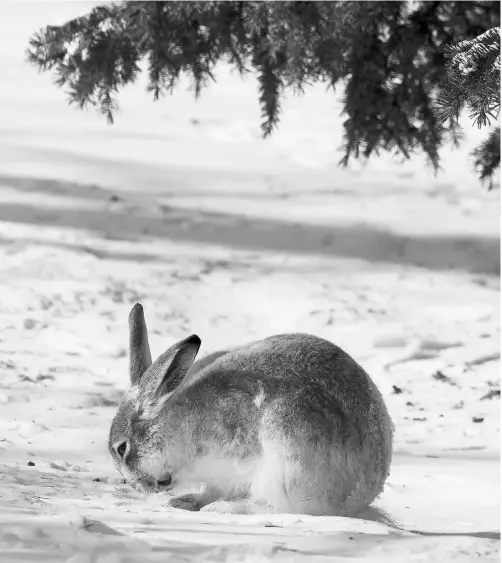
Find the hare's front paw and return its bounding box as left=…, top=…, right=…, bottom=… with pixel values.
left=201, top=500, right=250, bottom=515
left=167, top=493, right=202, bottom=512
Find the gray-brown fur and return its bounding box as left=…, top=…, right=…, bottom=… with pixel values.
left=109, top=304, right=394, bottom=519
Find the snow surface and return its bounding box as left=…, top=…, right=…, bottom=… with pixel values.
left=0, top=2, right=500, bottom=561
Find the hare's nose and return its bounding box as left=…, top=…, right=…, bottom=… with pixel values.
left=115, top=440, right=129, bottom=460
left=157, top=473, right=172, bottom=488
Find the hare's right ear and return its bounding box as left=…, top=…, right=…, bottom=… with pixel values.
left=141, top=334, right=201, bottom=402
left=129, top=303, right=152, bottom=385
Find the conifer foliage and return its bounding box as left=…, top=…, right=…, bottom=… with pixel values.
left=437, top=26, right=500, bottom=188
left=27, top=1, right=500, bottom=184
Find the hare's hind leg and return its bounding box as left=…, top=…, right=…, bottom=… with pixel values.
left=250, top=440, right=344, bottom=516
left=200, top=442, right=295, bottom=514
left=250, top=402, right=365, bottom=516
left=249, top=441, right=294, bottom=513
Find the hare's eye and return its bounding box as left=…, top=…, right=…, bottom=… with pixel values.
left=115, top=441, right=128, bottom=459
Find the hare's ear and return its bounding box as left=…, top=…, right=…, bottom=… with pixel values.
left=144, top=334, right=201, bottom=399
left=129, top=303, right=152, bottom=385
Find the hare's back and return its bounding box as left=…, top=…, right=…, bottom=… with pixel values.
left=240, top=333, right=369, bottom=380
left=207, top=333, right=381, bottom=408
left=183, top=333, right=391, bottom=462
left=237, top=334, right=391, bottom=461
left=192, top=333, right=389, bottom=446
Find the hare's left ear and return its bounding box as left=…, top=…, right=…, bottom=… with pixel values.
left=142, top=334, right=201, bottom=399
left=129, top=303, right=152, bottom=385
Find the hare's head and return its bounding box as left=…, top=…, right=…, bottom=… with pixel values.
left=108, top=303, right=200, bottom=493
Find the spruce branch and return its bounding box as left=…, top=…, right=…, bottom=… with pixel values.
left=436, top=25, right=500, bottom=187
left=472, top=127, right=501, bottom=190
left=26, top=0, right=500, bottom=186
left=437, top=26, right=500, bottom=129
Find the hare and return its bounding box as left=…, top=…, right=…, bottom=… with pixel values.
left=109, top=303, right=393, bottom=519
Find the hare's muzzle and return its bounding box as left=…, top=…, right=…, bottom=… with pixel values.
left=157, top=473, right=172, bottom=489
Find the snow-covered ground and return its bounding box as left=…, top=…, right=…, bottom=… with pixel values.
left=0, top=2, right=500, bottom=561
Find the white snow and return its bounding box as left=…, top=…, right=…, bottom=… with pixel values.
left=0, top=2, right=500, bottom=562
